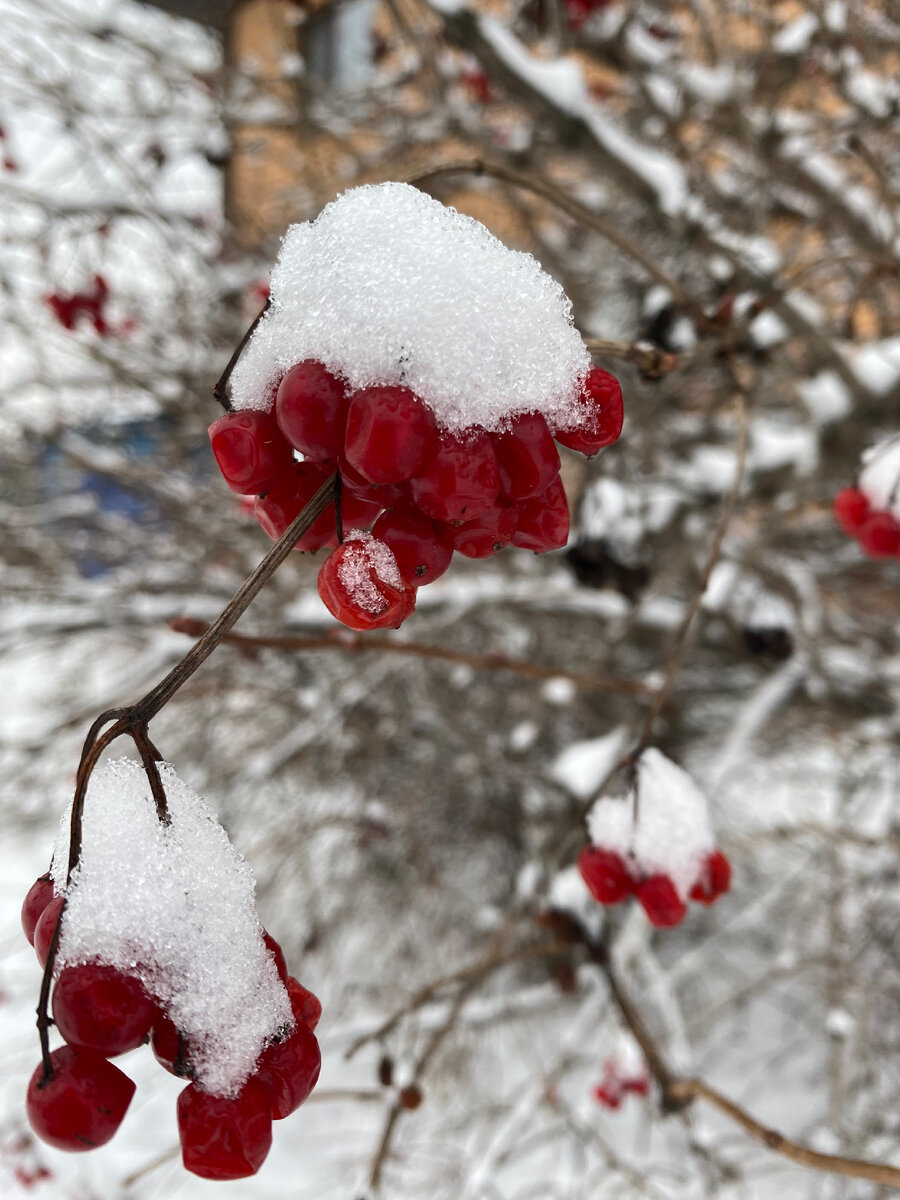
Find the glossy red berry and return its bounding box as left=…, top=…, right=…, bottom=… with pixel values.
left=255, top=463, right=335, bottom=551
left=263, top=932, right=288, bottom=984
left=177, top=1078, right=273, bottom=1180
left=22, top=874, right=54, bottom=946
left=578, top=846, right=633, bottom=905
left=255, top=1022, right=321, bottom=1119
left=52, top=963, right=156, bottom=1057
left=151, top=1013, right=192, bottom=1077
left=858, top=510, right=900, bottom=558
left=553, top=368, right=623, bottom=456
left=636, top=876, right=686, bottom=928
left=436, top=503, right=518, bottom=558
left=833, top=487, right=870, bottom=535
left=26, top=1046, right=136, bottom=1151
left=511, top=476, right=569, bottom=552
left=411, top=430, right=500, bottom=523
left=317, top=536, right=416, bottom=631
left=690, top=850, right=732, bottom=905
left=372, top=505, right=452, bottom=586
left=491, top=413, right=560, bottom=501
left=287, top=978, right=322, bottom=1031
left=275, top=360, right=348, bottom=461
left=209, top=410, right=293, bottom=495
left=345, top=386, right=437, bottom=484
left=34, top=897, right=64, bottom=968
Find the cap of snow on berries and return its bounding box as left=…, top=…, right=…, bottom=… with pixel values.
left=51, top=759, right=292, bottom=1098
left=229, top=181, right=591, bottom=434
left=859, top=436, right=900, bottom=521
left=833, top=435, right=900, bottom=559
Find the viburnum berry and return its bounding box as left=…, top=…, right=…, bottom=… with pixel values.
left=635, top=876, right=686, bottom=928
left=372, top=504, right=452, bottom=587
left=151, top=1013, right=192, bottom=1077
left=858, top=511, right=900, bottom=558
left=344, top=386, right=437, bottom=484
left=208, top=411, right=293, bottom=495
left=21, top=874, right=54, bottom=946
left=256, top=463, right=379, bottom=552
left=34, top=896, right=65, bottom=968
left=553, top=368, right=623, bottom=456
left=411, top=430, right=500, bottom=523
left=511, top=475, right=569, bottom=552
left=833, top=487, right=870, bottom=535
left=578, top=846, right=633, bottom=905
left=287, top=978, right=322, bottom=1031
left=690, top=849, right=731, bottom=904
left=26, top=1047, right=136, bottom=1152
left=177, top=1077, right=273, bottom=1180
left=593, top=1082, right=622, bottom=1109
left=275, top=360, right=349, bottom=461
left=52, top=963, right=156, bottom=1057
left=254, top=1021, right=321, bottom=1119
left=263, top=932, right=288, bottom=984
left=317, top=534, right=416, bottom=631
left=436, top=503, right=518, bottom=558
left=491, top=412, right=560, bottom=501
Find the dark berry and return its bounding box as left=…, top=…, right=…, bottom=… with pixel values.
left=491, top=413, right=560, bottom=501
left=151, top=1014, right=192, bottom=1077
left=578, top=846, right=633, bottom=905
left=511, top=476, right=569, bottom=552
left=411, top=430, right=500, bottom=523
left=177, top=1078, right=273, bottom=1180
left=436, top=503, right=517, bottom=558
left=372, top=504, right=452, bottom=586
left=398, top=1083, right=423, bottom=1110
left=833, top=487, right=870, bottom=535
left=636, top=876, right=686, bottom=928
left=275, top=360, right=349, bottom=461
left=22, top=874, right=54, bottom=947
left=26, top=1046, right=135, bottom=1151
left=553, top=368, right=623, bottom=456
left=255, top=1022, right=321, bottom=1119
left=52, top=963, right=156, bottom=1057
left=208, top=410, right=293, bottom=495
left=317, top=537, right=416, bottom=631
left=344, top=386, right=437, bottom=484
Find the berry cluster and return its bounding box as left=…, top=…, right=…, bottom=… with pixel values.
left=46, top=275, right=110, bottom=336
left=834, top=487, right=900, bottom=559
left=21, top=875, right=320, bottom=1181
left=593, top=1057, right=650, bottom=1110
left=209, top=360, right=623, bottom=631
left=578, top=845, right=731, bottom=927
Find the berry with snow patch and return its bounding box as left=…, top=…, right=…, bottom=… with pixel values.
left=317, top=533, right=416, bottom=631
left=26, top=1047, right=136, bottom=1152
left=552, top=368, right=623, bottom=457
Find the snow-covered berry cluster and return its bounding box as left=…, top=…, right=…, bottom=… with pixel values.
left=23, top=760, right=321, bottom=1181
left=834, top=436, right=900, bottom=559
left=578, top=749, right=731, bottom=928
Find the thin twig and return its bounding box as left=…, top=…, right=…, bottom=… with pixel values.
left=212, top=296, right=271, bottom=411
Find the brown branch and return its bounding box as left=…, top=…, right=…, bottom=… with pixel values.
left=212, top=296, right=271, bottom=411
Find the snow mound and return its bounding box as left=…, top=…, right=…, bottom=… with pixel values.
left=230, top=182, right=590, bottom=434
left=859, top=436, right=900, bottom=522
left=586, top=749, right=714, bottom=899
left=338, top=531, right=404, bottom=614
left=51, top=759, right=291, bottom=1098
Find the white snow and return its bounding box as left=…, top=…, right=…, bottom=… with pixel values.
left=230, top=182, right=590, bottom=434
left=51, top=759, right=291, bottom=1098
left=859, top=436, right=900, bottom=521
left=796, top=371, right=852, bottom=425
left=773, top=13, right=818, bottom=55
left=587, top=749, right=715, bottom=899
left=852, top=337, right=900, bottom=396
left=550, top=728, right=628, bottom=800
left=336, top=531, right=405, bottom=613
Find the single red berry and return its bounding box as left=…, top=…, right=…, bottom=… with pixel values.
left=833, top=487, right=870, bottom=535
left=690, top=850, right=732, bottom=904
left=177, top=1078, right=273, bottom=1180
left=511, top=476, right=569, bottom=552
left=255, top=462, right=337, bottom=552
left=34, top=897, right=64, bottom=968
left=372, top=504, right=452, bottom=587
left=151, top=1013, right=192, bottom=1077
left=622, top=1075, right=649, bottom=1096
left=411, top=430, right=501, bottom=523
left=593, top=1083, right=622, bottom=1109
left=26, top=1046, right=136, bottom=1152
left=255, top=1022, right=321, bottom=1119
left=22, top=874, right=54, bottom=946
left=491, top=413, right=560, bottom=501
left=275, top=360, right=349, bottom=461
left=208, top=410, right=294, bottom=495
left=317, top=536, right=416, bottom=631
left=52, top=963, right=156, bottom=1057
left=553, top=368, right=624, bottom=456
left=344, top=386, right=437, bottom=484
left=287, top=978, right=322, bottom=1031
left=263, top=932, right=288, bottom=984
left=436, top=503, right=518, bottom=558
left=578, top=846, right=633, bottom=905
left=858, top=510, right=900, bottom=558
left=636, top=876, right=686, bottom=928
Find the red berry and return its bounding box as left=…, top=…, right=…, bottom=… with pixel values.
left=52, top=963, right=156, bottom=1056
left=411, top=430, right=501, bottom=523
left=636, top=876, right=686, bottom=928
left=593, top=1083, right=622, bottom=1109
left=491, top=413, right=560, bottom=501
left=208, top=410, right=293, bottom=495
left=151, top=1013, right=192, bottom=1077
left=553, top=368, right=623, bottom=456
left=22, top=874, right=54, bottom=946
left=34, top=897, right=64, bottom=968
left=255, top=1022, right=321, bottom=1119
left=578, top=846, right=633, bottom=905
left=317, top=536, right=416, bottom=631
left=26, top=1046, right=135, bottom=1151
left=859, top=511, right=900, bottom=558
left=275, top=360, right=348, bottom=461
left=263, top=932, right=288, bottom=984
left=833, top=487, right=870, bottom=534
left=286, top=978, right=322, bottom=1031
left=372, top=504, right=452, bottom=586
left=177, top=1078, right=273, bottom=1180
left=436, top=503, right=518, bottom=558
left=255, top=462, right=337, bottom=551
left=690, top=850, right=732, bottom=904
left=511, top=476, right=569, bottom=552
left=344, top=386, right=437, bottom=484
left=622, top=1075, right=649, bottom=1096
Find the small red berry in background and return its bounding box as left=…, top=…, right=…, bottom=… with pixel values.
left=578, top=846, right=633, bottom=905
left=26, top=1047, right=136, bottom=1152
left=834, top=439, right=900, bottom=561
left=859, top=511, right=900, bottom=558
left=690, top=849, right=732, bottom=904
left=635, top=876, right=687, bottom=928
left=317, top=534, right=416, bottom=631
left=461, top=66, right=493, bottom=104
left=833, top=487, right=870, bottom=535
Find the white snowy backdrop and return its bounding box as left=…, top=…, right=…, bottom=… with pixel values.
left=1, top=0, right=899, bottom=1196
